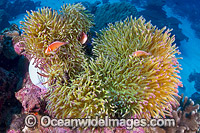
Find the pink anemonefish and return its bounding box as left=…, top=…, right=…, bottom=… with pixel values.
left=130, top=50, right=151, bottom=57
left=45, top=41, right=68, bottom=55
left=79, top=32, right=88, bottom=44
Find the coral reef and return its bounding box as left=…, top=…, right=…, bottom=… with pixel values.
left=190, top=92, right=200, bottom=105
left=102, top=0, right=109, bottom=4
left=188, top=71, right=200, bottom=92
left=15, top=73, right=46, bottom=113
left=10, top=2, right=198, bottom=132
left=166, top=0, right=200, bottom=38
left=80, top=1, right=101, bottom=14
left=148, top=94, right=200, bottom=132
left=0, top=67, right=21, bottom=132
left=0, top=0, right=40, bottom=31
left=138, top=1, right=188, bottom=46
left=166, top=94, right=200, bottom=132
left=93, top=2, right=138, bottom=33
left=0, top=24, right=28, bottom=75
left=1, top=24, right=20, bottom=60
left=0, top=24, right=28, bottom=132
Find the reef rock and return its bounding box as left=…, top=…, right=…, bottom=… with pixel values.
left=5, top=0, right=40, bottom=17
left=190, top=92, right=200, bottom=105
left=0, top=67, right=21, bottom=132
left=148, top=94, right=200, bottom=132
left=15, top=73, right=46, bottom=113
left=80, top=1, right=101, bottom=14
left=166, top=0, right=200, bottom=38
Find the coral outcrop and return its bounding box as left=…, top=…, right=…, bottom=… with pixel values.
left=14, top=2, right=188, bottom=131
left=0, top=24, right=28, bottom=132
left=166, top=0, right=200, bottom=38
left=0, top=67, right=21, bottom=132
left=0, top=0, right=40, bottom=31
left=93, top=2, right=138, bottom=33
left=147, top=94, right=200, bottom=133
left=188, top=71, right=200, bottom=92
left=138, top=1, right=188, bottom=46
left=191, top=92, right=200, bottom=105
left=79, top=1, right=101, bottom=14
left=15, top=73, right=46, bottom=113
left=169, top=94, right=200, bottom=132
left=0, top=24, right=28, bottom=76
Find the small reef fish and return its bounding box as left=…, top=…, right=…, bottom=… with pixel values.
left=79, top=32, right=88, bottom=44
left=45, top=41, right=68, bottom=55
left=130, top=50, right=151, bottom=57
left=33, top=112, right=38, bottom=115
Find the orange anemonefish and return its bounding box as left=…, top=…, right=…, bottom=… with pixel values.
left=131, top=50, right=151, bottom=57
left=79, top=32, right=88, bottom=44
left=33, top=112, right=38, bottom=115
left=45, top=41, right=68, bottom=55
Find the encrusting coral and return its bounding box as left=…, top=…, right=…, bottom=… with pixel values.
left=20, top=3, right=93, bottom=87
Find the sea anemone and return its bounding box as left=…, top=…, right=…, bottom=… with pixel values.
left=92, top=16, right=182, bottom=119
left=20, top=3, right=93, bottom=86
left=46, top=54, right=110, bottom=119
left=46, top=16, right=182, bottom=122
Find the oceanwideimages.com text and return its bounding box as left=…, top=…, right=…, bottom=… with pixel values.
left=25, top=115, right=175, bottom=129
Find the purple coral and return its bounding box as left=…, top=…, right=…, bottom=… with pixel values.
left=168, top=94, right=200, bottom=132
left=148, top=94, right=200, bottom=132
left=15, top=73, right=47, bottom=113
left=13, top=41, right=25, bottom=55
left=8, top=114, right=27, bottom=132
